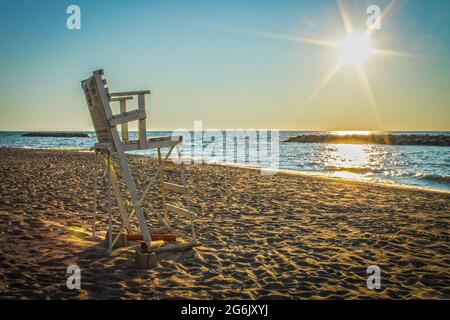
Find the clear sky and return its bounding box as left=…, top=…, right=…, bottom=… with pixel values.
left=0, top=0, right=449, bottom=131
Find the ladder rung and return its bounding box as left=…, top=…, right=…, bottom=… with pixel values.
left=165, top=203, right=191, bottom=219
left=164, top=182, right=186, bottom=194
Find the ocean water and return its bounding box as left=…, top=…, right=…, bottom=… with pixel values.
left=1, top=131, right=449, bottom=192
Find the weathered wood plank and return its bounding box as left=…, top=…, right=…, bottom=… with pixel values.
left=164, top=182, right=187, bottom=194
left=110, top=90, right=151, bottom=96
left=121, top=137, right=181, bottom=152
left=153, top=241, right=198, bottom=254
left=138, top=94, right=147, bottom=149
left=119, top=100, right=129, bottom=141
left=165, top=203, right=192, bottom=219
left=109, top=109, right=146, bottom=126
left=110, top=96, right=133, bottom=102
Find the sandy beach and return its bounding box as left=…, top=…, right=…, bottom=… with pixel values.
left=0, top=147, right=449, bottom=299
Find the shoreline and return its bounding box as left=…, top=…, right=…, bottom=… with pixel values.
left=3, top=146, right=448, bottom=195
left=208, top=162, right=450, bottom=196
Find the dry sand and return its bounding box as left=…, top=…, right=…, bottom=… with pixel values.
left=0, top=148, right=449, bottom=299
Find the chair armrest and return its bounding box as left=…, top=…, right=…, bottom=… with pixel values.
left=110, top=90, right=151, bottom=97
left=110, top=96, right=133, bottom=102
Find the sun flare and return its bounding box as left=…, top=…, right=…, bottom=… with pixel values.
left=338, top=32, right=373, bottom=66
left=238, top=0, right=423, bottom=123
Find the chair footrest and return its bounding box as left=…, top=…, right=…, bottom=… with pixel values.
left=126, top=233, right=177, bottom=242
left=153, top=241, right=198, bottom=254
left=140, top=240, right=198, bottom=254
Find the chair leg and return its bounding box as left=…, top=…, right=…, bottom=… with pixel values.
left=101, top=156, right=132, bottom=234
left=92, top=150, right=99, bottom=237
left=115, top=150, right=152, bottom=247
left=106, top=152, right=113, bottom=254
left=157, top=148, right=168, bottom=224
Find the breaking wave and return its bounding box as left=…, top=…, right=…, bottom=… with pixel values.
left=414, top=173, right=450, bottom=184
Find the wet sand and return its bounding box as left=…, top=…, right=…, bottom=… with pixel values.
left=0, top=148, right=449, bottom=299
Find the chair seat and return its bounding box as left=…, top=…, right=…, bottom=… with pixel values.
left=95, top=135, right=182, bottom=152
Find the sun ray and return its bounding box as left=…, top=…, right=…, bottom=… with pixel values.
left=380, top=0, right=404, bottom=22
left=372, top=48, right=444, bottom=62
left=367, top=0, right=405, bottom=36
left=337, top=0, right=353, bottom=33
left=356, top=66, right=383, bottom=129
left=294, top=61, right=343, bottom=117
left=195, top=21, right=339, bottom=48
left=244, top=29, right=338, bottom=48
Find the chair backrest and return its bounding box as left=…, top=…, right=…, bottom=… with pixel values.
left=81, top=70, right=113, bottom=144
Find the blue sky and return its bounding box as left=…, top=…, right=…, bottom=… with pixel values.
left=0, top=0, right=449, bottom=131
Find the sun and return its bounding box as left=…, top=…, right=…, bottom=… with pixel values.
left=338, top=32, right=374, bottom=66
left=228, top=0, right=417, bottom=122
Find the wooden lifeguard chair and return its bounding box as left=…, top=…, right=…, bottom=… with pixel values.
left=81, top=69, right=197, bottom=267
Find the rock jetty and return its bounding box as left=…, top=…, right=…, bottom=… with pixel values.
left=284, top=134, right=450, bottom=146
left=22, top=132, right=90, bottom=138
